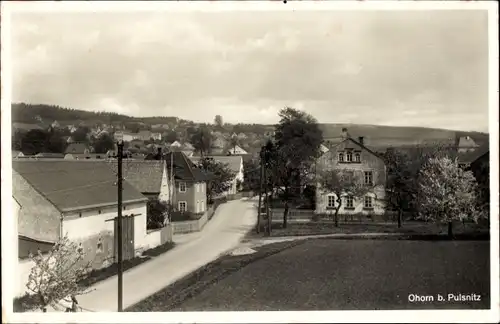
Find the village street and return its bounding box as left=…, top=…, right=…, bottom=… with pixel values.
left=76, top=198, right=258, bottom=312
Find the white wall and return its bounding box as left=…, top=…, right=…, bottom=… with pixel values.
left=315, top=186, right=386, bottom=215
left=18, top=259, right=36, bottom=297
left=62, top=202, right=148, bottom=250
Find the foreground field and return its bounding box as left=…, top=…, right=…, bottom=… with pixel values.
left=131, top=239, right=490, bottom=311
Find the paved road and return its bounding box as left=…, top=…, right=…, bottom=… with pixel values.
left=76, top=198, right=257, bottom=312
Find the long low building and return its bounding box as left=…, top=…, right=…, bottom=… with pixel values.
left=12, top=160, right=154, bottom=297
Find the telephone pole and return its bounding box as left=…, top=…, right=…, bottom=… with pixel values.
left=256, top=147, right=264, bottom=234
left=117, top=140, right=124, bottom=312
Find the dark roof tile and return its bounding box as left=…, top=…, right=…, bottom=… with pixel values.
left=13, top=160, right=147, bottom=212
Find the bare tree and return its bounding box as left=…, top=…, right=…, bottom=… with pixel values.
left=317, top=169, right=372, bottom=227
left=26, top=235, right=93, bottom=312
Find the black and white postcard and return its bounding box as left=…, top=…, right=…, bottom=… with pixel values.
left=1, top=1, right=498, bottom=323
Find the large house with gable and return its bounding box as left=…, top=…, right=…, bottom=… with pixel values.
left=315, top=128, right=387, bottom=216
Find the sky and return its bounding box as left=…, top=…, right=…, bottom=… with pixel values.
left=9, top=8, right=490, bottom=132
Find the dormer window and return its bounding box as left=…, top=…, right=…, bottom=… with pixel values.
left=338, top=153, right=344, bottom=162
left=346, top=152, right=353, bottom=162
left=355, top=153, right=361, bottom=163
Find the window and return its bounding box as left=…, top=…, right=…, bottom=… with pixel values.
left=346, top=152, right=353, bottom=162
left=364, top=171, right=373, bottom=185
left=344, top=171, right=354, bottom=183
left=178, top=201, right=187, bottom=213
left=201, top=200, right=205, bottom=212
left=345, top=196, right=354, bottom=209
left=327, top=195, right=336, bottom=208
left=196, top=200, right=200, bottom=213
left=364, top=196, right=373, bottom=209
left=355, top=153, right=361, bottom=162
left=338, top=153, right=344, bottom=162
left=196, top=183, right=200, bottom=193
left=179, top=182, right=187, bottom=193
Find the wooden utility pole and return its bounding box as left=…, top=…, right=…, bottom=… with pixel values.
left=117, top=140, right=124, bottom=312
left=256, top=147, right=264, bottom=234
left=262, top=154, right=268, bottom=236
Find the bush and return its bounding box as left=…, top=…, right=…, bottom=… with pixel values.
left=171, top=211, right=193, bottom=222
left=147, top=198, right=170, bottom=230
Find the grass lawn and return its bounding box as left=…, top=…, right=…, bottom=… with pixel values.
left=249, top=220, right=490, bottom=239
left=129, top=239, right=490, bottom=311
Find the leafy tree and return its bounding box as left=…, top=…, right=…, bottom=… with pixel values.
left=147, top=198, right=172, bottom=229
left=93, top=133, right=115, bottom=154
left=45, top=128, right=67, bottom=153
left=72, top=126, right=91, bottom=143
left=242, top=157, right=261, bottom=192
left=164, top=131, right=178, bottom=143
left=317, top=169, right=370, bottom=227
left=20, top=129, right=49, bottom=155
left=269, top=107, right=323, bottom=228
left=12, top=130, right=25, bottom=151
left=214, top=115, right=223, bottom=128
left=417, top=156, right=480, bottom=238
left=229, top=134, right=239, bottom=154
left=25, top=236, right=93, bottom=312
left=382, top=145, right=453, bottom=227
left=196, top=157, right=236, bottom=203
left=471, top=156, right=490, bottom=217
left=190, top=127, right=213, bottom=157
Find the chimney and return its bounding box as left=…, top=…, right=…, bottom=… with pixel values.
left=341, top=128, right=349, bottom=140
left=358, top=136, right=364, bottom=145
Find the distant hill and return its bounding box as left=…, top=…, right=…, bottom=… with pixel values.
left=11, top=103, right=184, bottom=125
left=11, top=103, right=489, bottom=150
left=319, top=123, right=489, bottom=150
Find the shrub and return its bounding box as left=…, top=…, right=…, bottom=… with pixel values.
left=171, top=211, right=193, bottom=222
left=147, top=198, right=171, bottom=230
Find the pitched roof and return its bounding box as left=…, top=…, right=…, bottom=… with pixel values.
left=458, top=136, right=479, bottom=148
left=108, top=160, right=164, bottom=193
left=65, top=142, right=89, bottom=154
left=165, top=151, right=210, bottom=181
left=323, top=137, right=383, bottom=160
left=189, top=155, right=243, bottom=174
left=12, top=160, right=147, bottom=213
left=458, top=145, right=489, bottom=164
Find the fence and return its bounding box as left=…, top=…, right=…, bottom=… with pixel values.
left=171, top=212, right=209, bottom=235
left=270, top=208, right=401, bottom=224
left=144, top=224, right=173, bottom=250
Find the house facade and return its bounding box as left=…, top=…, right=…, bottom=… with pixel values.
left=13, top=160, right=151, bottom=297
left=190, top=155, right=244, bottom=197
left=165, top=151, right=210, bottom=215
left=315, top=135, right=387, bottom=216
